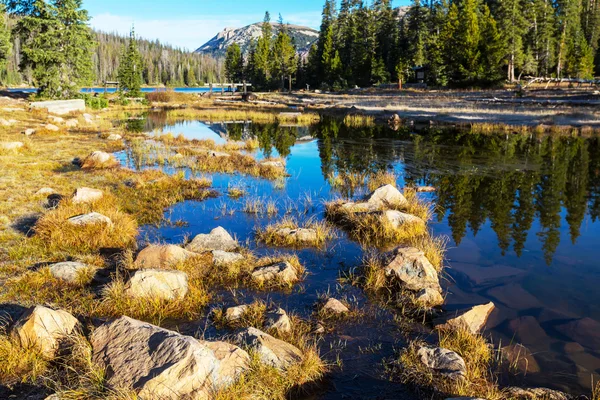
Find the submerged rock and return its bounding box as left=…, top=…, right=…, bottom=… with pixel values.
left=212, top=250, right=244, bottom=266
left=434, top=302, right=495, bottom=334
left=124, top=269, right=189, bottom=301
left=49, top=261, right=88, bottom=283
left=235, top=327, right=302, bottom=369
left=134, top=244, right=197, bottom=269
left=91, top=316, right=249, bottom=399
left=12, top=306, right=79, bottom=357
left=67, top=212, right=113, bottom=226
left=321, top=298, right=349, bottom=315
left=185, top=226, right=238, bottom=253
left=504, top=387, right=572, bottom=400
left=417, top=346, right=466, bottom=380
left=366, top=184, right=407, bottom=209
left=265, top=307, right=292, bottom=333
left=251, top=261, right=298, bottom=284
left=384, top=247, right=442, bottom=292
left=71, top=187, right=103, bottom=204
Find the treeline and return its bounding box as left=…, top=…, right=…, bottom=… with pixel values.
left=306, top=0, right=600, bottom=89
left=0, top=1, right=222, bottom=92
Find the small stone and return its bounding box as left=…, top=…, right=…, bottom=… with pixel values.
left=0, top=118, right=11, bottom=126
left=265, top=307, right=292, bottom=333
left=134, top=244, right=197, bottom=269
left=125, top=269, right=189, bottom=301
left=67, top=212, right=113, bottom=226
left=252, top=261, right=298, bottom=284
left=366, top=184, right=407, bottom=209
left=235, top=327, right=302, bottom=369
left=185, top=226, right=238, bottom=253
left=11, top=306, right=79, bottom=358
left=212, top=250, right=244, bottom=266
left=65, top=119, right=78, bottom=128
left=106, top=133, right=122, bottom=141
left=81, top=151, right=118, bottom=169
left=49, top=261, right=88, bottom=283
left=504, top=387, right=571, bottom=400
left=434, top=302, right=495, bottom=335
left=23, top=128, right=36, bottom=136
left=501, top=344, right=541, bottom=374
left=225, top=305, right=250, bottom=322
left=417, top=346, right=466, bottom=380
left=313, top=323, right=326, bottom=334
left=261, top=160, right=285, bottom=169
left=416, top=186, right=436, bottom=193
left=385, top=247, right=442, bottom=292
left=381, top=210, right=425, bottom=229
left=0, top=141, right=24, bottom=151
left=45, top=123, right=60, bottom=132
left=71, top=187, right=103, bottom=204
left=273, top=228, right=318, bottom=244
left=322, top=298, right=349, bottom=314
left=49, top=116, right=64, bottom=123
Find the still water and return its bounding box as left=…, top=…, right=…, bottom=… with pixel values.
left=122, top=113, right=600, bottom=396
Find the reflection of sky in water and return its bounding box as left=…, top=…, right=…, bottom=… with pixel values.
left=123, top=119, right=600, bottom=396
left=152, top=120, right=228, bottom=144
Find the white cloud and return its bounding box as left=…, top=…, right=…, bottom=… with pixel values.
left=90, top=11, right=321, bottom=51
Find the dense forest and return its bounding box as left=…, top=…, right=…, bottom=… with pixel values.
left=227, top=0, right=600, bottom=90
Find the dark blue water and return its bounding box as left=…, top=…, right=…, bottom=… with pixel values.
left=121, top=116, right=600, bottom=396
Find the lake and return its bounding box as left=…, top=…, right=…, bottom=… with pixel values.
left=119, top=113, right=600, bottom=397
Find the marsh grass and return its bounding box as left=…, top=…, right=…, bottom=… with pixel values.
left=0, top=328, right=50, bottom=386
left=33, top=196, right=138, bottom=254
left=344, top=114, right=375, bottom=127
left=255, top=217, right=334, bottom=248
left=212, top=300, right=268, bottom=331
left=366, top=171, right=398, bottom=192
left=168, top=108, right=320, bottom=125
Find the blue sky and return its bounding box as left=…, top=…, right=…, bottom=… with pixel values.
left=85, top=0, right=408, bottom=51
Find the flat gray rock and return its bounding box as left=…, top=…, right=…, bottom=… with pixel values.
left=252, top=261, right=298, bottom=284
left=417, top=346, right=466, bottom=380
left=67, top=212, right=113, bottom=226
left=49, top=261, right=88, bottom=283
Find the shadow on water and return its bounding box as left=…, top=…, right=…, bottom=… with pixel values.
left=121, top=113, right=600, bottom=396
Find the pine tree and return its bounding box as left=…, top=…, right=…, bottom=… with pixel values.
left=271, top=23, right=297, bottom=91
left=224, top=42, right=243, bottom=83
left=253, top=12, right=273, bottom=88
left=480, top=4, right=505, bottom=84
left=314, top=0, right=336, bottom=86
left=497, top=0, right=528, bottom=82
left=118, top=27, right=143, bottom=97
left=13, top=0, right=95, bottom=98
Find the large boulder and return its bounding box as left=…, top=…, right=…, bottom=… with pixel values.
left=434, top=302, right=495, bottom=334
left=91, top=316, right=249, bottom=399
left=81, top=151, right=118, bottom=169
left=67, top=212, right=113, bottom=226
left=49, top=261, right=88, bottom=284
left=366, top=184, right=407, bottom=209
left=30, top=99, right=85, bottom=115
left=417, top=346, right=466, bottom=380
left=381, top=210, right=425, bottom=229
left=124, top=269, right=188, bottom=301
left=11, top=306, right=79, bottom=357
left=252, top=261, right=298, bottom=284
left=134, top=244, right=197, bottom=269
left=185, top=227, right=238, bottom=253
left=265, top=307, right=292, bottom=333
left=71, top=187, right=103, bottom=204
left=235, top=327, right=302, bottom=369
left=384, top=247, right=442, bottom=292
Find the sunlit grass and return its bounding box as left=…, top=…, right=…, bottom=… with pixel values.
left=255, top=217, right=334, bottom=248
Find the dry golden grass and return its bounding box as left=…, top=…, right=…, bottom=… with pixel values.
left=344, top=113, right=375, bottom=127
left=168, top=108, right=320, bottom=125
left=256, top=217, right=334, bottom=248
left=0, top=330, right=50, bottom=387
left=366, top=170, right=398, bottom=192
left=33, top=196, right=138, bottom=254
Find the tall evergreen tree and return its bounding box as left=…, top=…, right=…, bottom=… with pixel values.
left=271, top=23, right=297, bottom=91
left=13, top=0, right=94, bottom=98
left=117, top=27, right=143, bottom=97
left=224, top=42, right=243, bottom=83
left=497, top=0, right=528, bottom=82
left=0, top=5, right=12, bottom=80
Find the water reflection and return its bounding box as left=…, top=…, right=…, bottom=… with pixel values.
left=131, top=113, right=600, bottom=393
